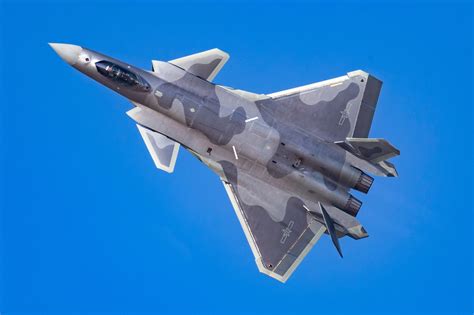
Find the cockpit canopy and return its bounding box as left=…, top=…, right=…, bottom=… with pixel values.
left=96, top=60, right=150, bottom=92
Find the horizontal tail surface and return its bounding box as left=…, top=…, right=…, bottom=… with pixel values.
left=336, top=137, right=400, bottom=163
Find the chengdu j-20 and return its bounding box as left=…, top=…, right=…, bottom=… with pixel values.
left=50, top=43, right=399, bottom=282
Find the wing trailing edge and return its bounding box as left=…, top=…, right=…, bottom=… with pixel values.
left=266, top=71, right=382, bottom=142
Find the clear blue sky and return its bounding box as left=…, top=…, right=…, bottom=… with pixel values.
left=0, top=1, right=472, bottom=314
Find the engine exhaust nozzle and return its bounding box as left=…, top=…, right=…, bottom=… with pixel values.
left=344, top=195, right=362, bottom=216
left=354, top=172, right=374, bottom=194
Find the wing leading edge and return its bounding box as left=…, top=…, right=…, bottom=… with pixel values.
left=222, top=180, right=326, bottom=282
left=266, top=70, right=382, bottom=142
left=218, top=161, right=330, bottom=282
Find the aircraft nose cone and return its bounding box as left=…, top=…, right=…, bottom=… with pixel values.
left=49, top=43, right=82, bottom=65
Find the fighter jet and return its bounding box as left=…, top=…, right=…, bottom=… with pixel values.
left=50, top=43, right=399, bottom=282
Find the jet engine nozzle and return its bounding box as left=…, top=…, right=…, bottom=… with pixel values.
left=354, top=172, right=374, bottom=194
left=343, top=195, right=362, bottom=216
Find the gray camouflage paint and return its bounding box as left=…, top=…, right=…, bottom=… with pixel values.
left=146, top=133, right=174, bottom=166
left=51, top=44, right=399, bottom=282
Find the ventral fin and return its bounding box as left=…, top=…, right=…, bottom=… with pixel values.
left=167, top=48, right=229, bottom=81
left=319, top=202, right=343, bottom=258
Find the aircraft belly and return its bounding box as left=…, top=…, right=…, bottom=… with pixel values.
left=51, top=43, right=397, bottom=282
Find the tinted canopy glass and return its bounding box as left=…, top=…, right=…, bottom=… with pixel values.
left=96, top=60, right=150, bottom=92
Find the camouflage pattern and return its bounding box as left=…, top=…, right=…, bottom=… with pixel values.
left=50, top=43, right=399, bottom=283
left=136, top=124, right=180, bottom=173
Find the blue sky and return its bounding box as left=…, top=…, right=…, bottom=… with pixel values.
left=0, top=1, right=472, bottom=314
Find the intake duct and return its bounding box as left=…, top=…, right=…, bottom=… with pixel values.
left=343, top=195, right=362, bottom=216
left=354, top=172, right=374, bottom=194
